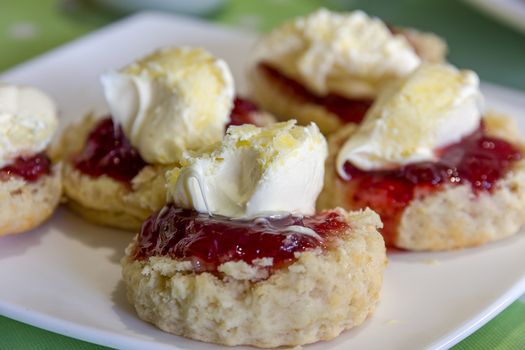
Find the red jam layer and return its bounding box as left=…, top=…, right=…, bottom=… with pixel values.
left=0, top=153, right=51, bottom=182
left=258, top=63, right=372, bottom=124
left=73, top=118, right=147, bottom=183
left=227, top=97, right=261, bottom=127
left=342, top=126, right=522, bottom=245
left=133, top=206, right=348, bottom=274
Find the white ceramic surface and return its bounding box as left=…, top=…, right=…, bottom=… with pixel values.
left=0, top=12, right=524, bottom=350
left=465, top=0, right=525, bottom=35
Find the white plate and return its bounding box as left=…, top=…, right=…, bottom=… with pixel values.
left=1, top=12, right=525, bottom=350
left=464, top=0, right=525, bottom=35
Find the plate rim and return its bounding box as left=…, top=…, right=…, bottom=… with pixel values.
left=464, top=0, right=525, bottom=35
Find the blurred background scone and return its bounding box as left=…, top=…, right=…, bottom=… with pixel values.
left=0, top=84, right=61, bottom=236
left=59, top=47, right=274, bottom=230
left=122, top=121, right=387, bottom=347
left=248, top=8, right=447, bottom=135
left=319, top=63, right=525, bottom=251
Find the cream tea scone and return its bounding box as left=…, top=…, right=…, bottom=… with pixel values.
left=122, top=120, right=387, bottom=347
left=248, top=8, right=447, bottom=134
left=0, top=84, right=61, bottom=236
left=319, top=63, right=525, bottom=251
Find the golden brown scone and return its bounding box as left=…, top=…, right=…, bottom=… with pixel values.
left=122, top=208, right=386, bottom=348
left=249, top=28, right=447, bottom=135
left=318, top=113, right=525, bottom=251
left=0, top=164, right=62, bottom=236
left=58, top=115, right=167, bottom=231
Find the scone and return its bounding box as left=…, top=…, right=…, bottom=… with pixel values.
left=319, top=63, right=525, bottom=251
left=248, top=8, right=447, bottom=134
left=122, top=121, right=387, bottom=347
left=0, top=84, right=61, bottom=236
left=58, top=115, right=168, bottom=230
left=59, top=47, right=274, bottom=230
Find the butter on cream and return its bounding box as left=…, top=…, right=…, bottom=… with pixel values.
left=336, top=63, right=484, bottom=176
left=252, top=8, right=420, bottom=99
left=167, top=120, right=327, bottom=218
left=101, top=47, right=234, bottom=164
left=0, top=84, right=58, bottom=168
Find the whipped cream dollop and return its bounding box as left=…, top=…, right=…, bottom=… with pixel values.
left=167, top=120, right=327, bottom=218
left=101, top=47, right=234, bottom=164
left=336, top=63, right=484, bottom=176
left=0, top=84, right=58, bottom=168
left=252, top=8, right=420, bottom=99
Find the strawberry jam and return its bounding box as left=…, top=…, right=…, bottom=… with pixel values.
left=0, top=153, right=51, bottom=182
left=258, top=63, right=372, bottom=124
left=342, top=126, right=522, bottom=245
left=73, top=117, right=147, bottom=183
left=227, top=97, right=262, bottom=127
left=133, top=205, right=348, bottom=274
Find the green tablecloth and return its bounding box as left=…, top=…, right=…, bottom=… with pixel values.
left=1, top=0, right=524, bottom=349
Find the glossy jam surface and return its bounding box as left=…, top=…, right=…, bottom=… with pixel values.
left=342, top=126, right=522, bottom=245
left=0, top=153, right=51, bottom=182
left=227, top=97, right=261, bottom=127
left=133, top=206, right=348, bottom=273
left=258, top=63, right=372, bottom=124
left=74, top=117, right=147, bottom=183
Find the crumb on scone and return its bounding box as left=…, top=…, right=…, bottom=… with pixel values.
left=0, top=163, right=62, bottom=236
left=319, top=113, right=525, bottom=251
left=122, top=208, right=386, bottom=348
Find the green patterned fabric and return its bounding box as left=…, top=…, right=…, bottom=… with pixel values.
left=0, top=0, right=524, bottom=349
left=454, top=301, right=525, bottom=350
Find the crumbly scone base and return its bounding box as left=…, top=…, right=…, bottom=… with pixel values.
left=122, top=208, right=386, bottom=348
left=0, top=163, right=62, bottom=236
left=248, top=29, right=447, bottom=136
left=58, top=114, right=168, bottom=231
left=318, top=113, right=525, bottom=251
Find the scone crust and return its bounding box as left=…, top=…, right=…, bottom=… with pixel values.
left=0, top=163, right=62, bottom=236
left=248, top=29, right=447, bottom=135
left=122, top=208, right=386, bottom=348
left=58, top=115, right=167, bottom=231
left=318, top=113, right=525, bottom=251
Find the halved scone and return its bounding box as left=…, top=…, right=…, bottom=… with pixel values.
left=122, top=119, right=387, bottom=347
left=122, top=206, right=386, bottom=347
left=319, top=64, right=525, bottom=251
left=248, top=8, right=447, bottom=135
left=0, top=84, right=62, bottom=236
